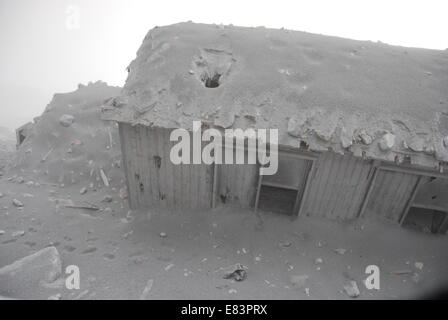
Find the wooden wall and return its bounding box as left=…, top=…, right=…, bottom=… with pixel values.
left=363, top=170, right=430, bottom=222
left=119, top=122, right=439, bottom=223
left=300, top=152, right=374, bottom=220
left=216, top=144, right=259, bottom=208
left=119, top=123, right=213, bottom=210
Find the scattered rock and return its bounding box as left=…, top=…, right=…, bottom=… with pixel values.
left=12, top=230, right=25, bottom=237
left=0, top=247, right=62, bottom=293
left=12, top=199, right=24, bottom=207
left=164, top=263, right=174, bottom=271
left=79, top=187, right=87, bottom=195
left=378, top=133, right=396, bottom=151
left=223, top=265, right=247, bottom=282
left=407, top=137, right=424, bottom=152
left=414, top=262, right=424, bottom=270
left=0, top=230, right=5, bottom=236
left=314, top=258, right=323, bottom=265
left=0, top=193, right=4, bottom=198
left=102, top=195, right=113, bottom=203
left=139, top=279, right=154, bottom=300
left=48, top=293, right=62, bottom=300
left=159, top=232, right=167, bottom=238
left=343, top=280, right=360, bottom=298
left=119, top=188, right=128, bottom=199
left=334, top=248, right=347, bottom=255
left=290, top=274, right=308, bottom=288
left=443, top=136, right=448, bottom=148
left=411, top=272, right=420, bottom=284
left=59, top=114, right=75, bottom=127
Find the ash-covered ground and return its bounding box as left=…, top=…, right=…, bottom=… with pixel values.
left=0, top=82, right=447, bottom=300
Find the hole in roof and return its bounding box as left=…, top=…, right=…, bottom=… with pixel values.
left=201, top=72, right=222, bottom=88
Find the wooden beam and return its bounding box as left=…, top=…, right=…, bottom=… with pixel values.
left=253, top=165, right=264, bottom=213
left=297, top=160, right=316, bottom=217
left=357, top=166, right=379, bottom=218
left=379, top=165, right=448, bottom=179
left=211, top=161, right=218, bottom=208
left=399, top=176, right=425, bottom=226
left=260, top=180, right=300, bottom=191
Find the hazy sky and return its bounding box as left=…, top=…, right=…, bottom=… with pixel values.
left=0, top=0, right=447, bottom=130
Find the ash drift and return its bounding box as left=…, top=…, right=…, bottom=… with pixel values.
left=103, top=22, right=448, bottom=169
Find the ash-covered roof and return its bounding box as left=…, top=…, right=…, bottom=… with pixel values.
left=102, top=22, right=448, bottom=169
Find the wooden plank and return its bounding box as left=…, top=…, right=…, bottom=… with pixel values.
left=254, top=165, right=263, bottom=213
left=294, top=160, right=313, bottom=217
left=399, top=176, right=425, bottom=225
left=357, top=166, right=379, bottom=218
left=379, top=165, right=446, bottom=179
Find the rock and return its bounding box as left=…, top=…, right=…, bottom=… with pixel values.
left=289, top=274, right=308, bottom=288
left=358, top=130, right=373, bottom=145
left=414, top=262, right=424, bottom=270
left=411, top=272, right=420, bottom=284
left=0, top=247, right=62, bottom=294
left=79, top=187, right=87, bottom=195
left=119, top=187, right=128, bottom=199
left=0, top=230, right=5, bottom=236
left=334, top=248, right=347, bottom=255
left=0, top=193, right=4, bottom=198
left=159, top=232, right=167, bottom=238
left=102, top=195, right=113, bottom=203
left=59, top=114, right=75, bottom=127
left=223, top=267, right=247, bottom=282
left=48, top=293, right=62, bottom=300
left=12, top=199, right=24, bottom=207
left=12, top=230, right=25, bottom=237
left=139, top=279, right=154, bottom=300
left=407, top=137, right=424, bottom=152
left=16, top=177, right=25, bottom=184
left=378, top=133, right=396, bottom=151
left=314, top=258, right=323, bottom=265
left=287, top=115, right=307, bottom=137
left=343, top=280, right=360, bottom=298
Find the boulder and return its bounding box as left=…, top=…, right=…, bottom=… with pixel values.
left=343, top=280, right=360, bottom=298
left=378, top=133, right=396, bottom=151
left=59, top=114, right=75, bottom=127
left=0, top=246, right=62, bottom=296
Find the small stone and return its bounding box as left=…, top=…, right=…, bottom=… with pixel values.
left=314, top=258, right=323, bottom=265
left=164, top=263, right=174, bottom=271
left=79, top=188, right=87, bottom=195
left=414, top=262, right=424, bottom=270
left=343, top=280, right=360, bottom=298
left=12, top=199, right=24, bottom=207
left=139, top=279, right=154, bottom=300
left=359, top=130, right=373, bottom=145
left=119, top=188, right=128, bottom=199
left=159, top=232, right=167, bottom=238
left=59, top=114, right=75, bottom=127
left=102, top=195, right=113, bottom=203
left=378, top=133, right=396, bottom=151
left=0, top=230, right=5, bottom=235
left=0, top=193, right=3, bottom=198
left=289, top=274, right=308, bottom=288
left=334, top=248, right=347, bottom=255
left=443, top=136, right=448, bottom=148
left=16, top=177, right=25, bottom=184
left=411, top=273, right=420, bottom=283
left=12, top=230, right=25, bottom=237
left=48, top=293, right=62, bottom=300
left=228, top=289, right=238, bottom=294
